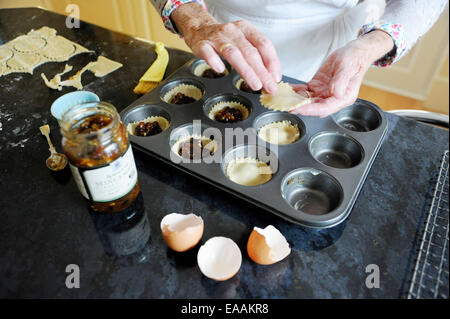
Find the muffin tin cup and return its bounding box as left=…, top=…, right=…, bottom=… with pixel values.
left=281, top=168, right=345, bottom=226
left=253, top=111, right=306, bottom=145
left=332, top=102, right=382, bottom=132
left=190, top=59, right=231, bottom=79
left=169, top=122, right=222, bottom=164
left=159, top=78, right=206, bottom=104
left=221, top=144, right=279, bottom=185
left=203, top=93, right=253, bottom=124
left=121, top=104, right=172, bottom=137
left=309, top=132, right=364, bottom=169
left=120, top=58, right=388, bottom=228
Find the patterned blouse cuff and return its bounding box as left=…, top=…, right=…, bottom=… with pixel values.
left=162, top=0, right=207, bottom=35
left=359, top=22, right=406, bottom=67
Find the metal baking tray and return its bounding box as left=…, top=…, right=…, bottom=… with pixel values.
left=120, top=58, right=388, bottom=228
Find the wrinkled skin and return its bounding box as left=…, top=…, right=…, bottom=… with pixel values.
left=172, top=3, right=394, bottom=117
left=290, top=31, right=393, bottom=117
left=172, top=3, right=281, bottom=94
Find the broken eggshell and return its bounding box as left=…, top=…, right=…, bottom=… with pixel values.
left=160, top=213, right=204, bottom=252
left=247, top=225, right=291, bottom=265
left=197, top=236, right=242, bottom=281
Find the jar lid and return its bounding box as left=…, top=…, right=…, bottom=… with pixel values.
left=51, top=91, right=100, bottom=121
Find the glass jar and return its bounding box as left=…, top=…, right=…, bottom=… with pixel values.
left=60, top=101, right=139, bottom=213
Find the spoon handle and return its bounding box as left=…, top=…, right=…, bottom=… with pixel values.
left=39, top=124, right=57, bottom=154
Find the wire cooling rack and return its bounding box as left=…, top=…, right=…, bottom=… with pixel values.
left=407, top=150, right=449, bottom=299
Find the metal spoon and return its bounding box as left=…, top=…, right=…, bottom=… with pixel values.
left=39, top=124, right=68, bottom=171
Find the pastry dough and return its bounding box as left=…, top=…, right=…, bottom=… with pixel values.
left=260, top=82, right=311, bottom=111
left=41, top=64, right=73, bottom=90
left=0, top=27, right=92, bottom=77
left=12, top=35, right=46, bottom=53
left=127, top=116, right=170, bottom=136
left=208, top=101, right=249, bottom=121
left=193, top=62, right=229, bottom=77
left=171, top=135, right=218, bottom=158
left=0, top=65, right=6, bottom=76
left=163, top=84, right=203, bottom=103
left=28, top=26, right=57, bottom=39
left=41, top=55, right=122, bottom=90
left=41, top=36, right=76, bottom=61
left=234, top=78, right=244, bottom=90
left=88, top=56, right=123, bottom=77
left=258, top=120, right=300, bottom=145
left=6, top=52, right=41, bottom=73
left=0, top=47, right=13, bottom=63
left=226, top=158, right=272, bottom=186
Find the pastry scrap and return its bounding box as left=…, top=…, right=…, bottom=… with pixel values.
left=126, top=116, right=170, bottom=137
left=172, top=135, right=218, bottom=160
left=226, top=158, right=272, bottom=186
left=260, top=81, right=311, bottom=112
left=209, top=101, right=249, bottom=123
left=88, top=56, right=123, bottom=77
left=163, top=84, right=203, bottom=104
left=41, top=64, right=74, bottom=90
left=41, top=56, right=123, bottom=91
left=258, top=120, right=300, bottom=145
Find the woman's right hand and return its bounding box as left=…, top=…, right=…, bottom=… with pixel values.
left=171, top=2, right=281, bottom=94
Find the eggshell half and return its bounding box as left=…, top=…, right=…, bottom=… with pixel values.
left=247, top=225, right=291, bottom=265
left=160, top=213, right=204, bottom=252
left=197, top=236, right=242, bottom=281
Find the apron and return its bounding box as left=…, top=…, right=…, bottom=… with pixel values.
left=205, top=0, right=386, bottom=81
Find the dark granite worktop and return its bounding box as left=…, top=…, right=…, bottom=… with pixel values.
left=0, top=8, right=448, bottom=298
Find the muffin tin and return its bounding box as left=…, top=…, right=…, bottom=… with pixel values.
left=120, top=59, right=388, bottom=228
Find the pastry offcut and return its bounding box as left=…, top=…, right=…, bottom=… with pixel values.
left=260, top=81, right=311, bottom=112
left=226, top=158, right=272, bottom=186
left=41, top=56, right=123, bottom=91
left=258, top=120, right=300, bottom=145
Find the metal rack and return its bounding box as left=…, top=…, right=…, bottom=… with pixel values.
left=408, top=150, right=449, bottom=299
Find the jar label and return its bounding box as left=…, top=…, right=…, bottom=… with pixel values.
left=70, top=146, right=138, bottom=202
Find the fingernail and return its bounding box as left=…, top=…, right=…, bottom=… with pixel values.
left=211, top=57, right=225, bottom=73
left=276, top=72, right=282, bottom=83
left=267, top=81, right=277, bottom=94
left=250, top=79, right=262, bottom=91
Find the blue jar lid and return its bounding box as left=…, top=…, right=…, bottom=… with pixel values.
left=51, top=91, right=100, bottom=121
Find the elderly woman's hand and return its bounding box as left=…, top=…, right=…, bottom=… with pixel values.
left=291, top=30, right=395, bottom=117
left=172, top=3, right=281, bottom=94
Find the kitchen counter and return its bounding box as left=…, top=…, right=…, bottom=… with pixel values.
left=0, top=8, right=448, bottom=298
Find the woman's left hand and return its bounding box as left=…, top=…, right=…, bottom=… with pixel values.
left=291, top=30, right=395, bottom=117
